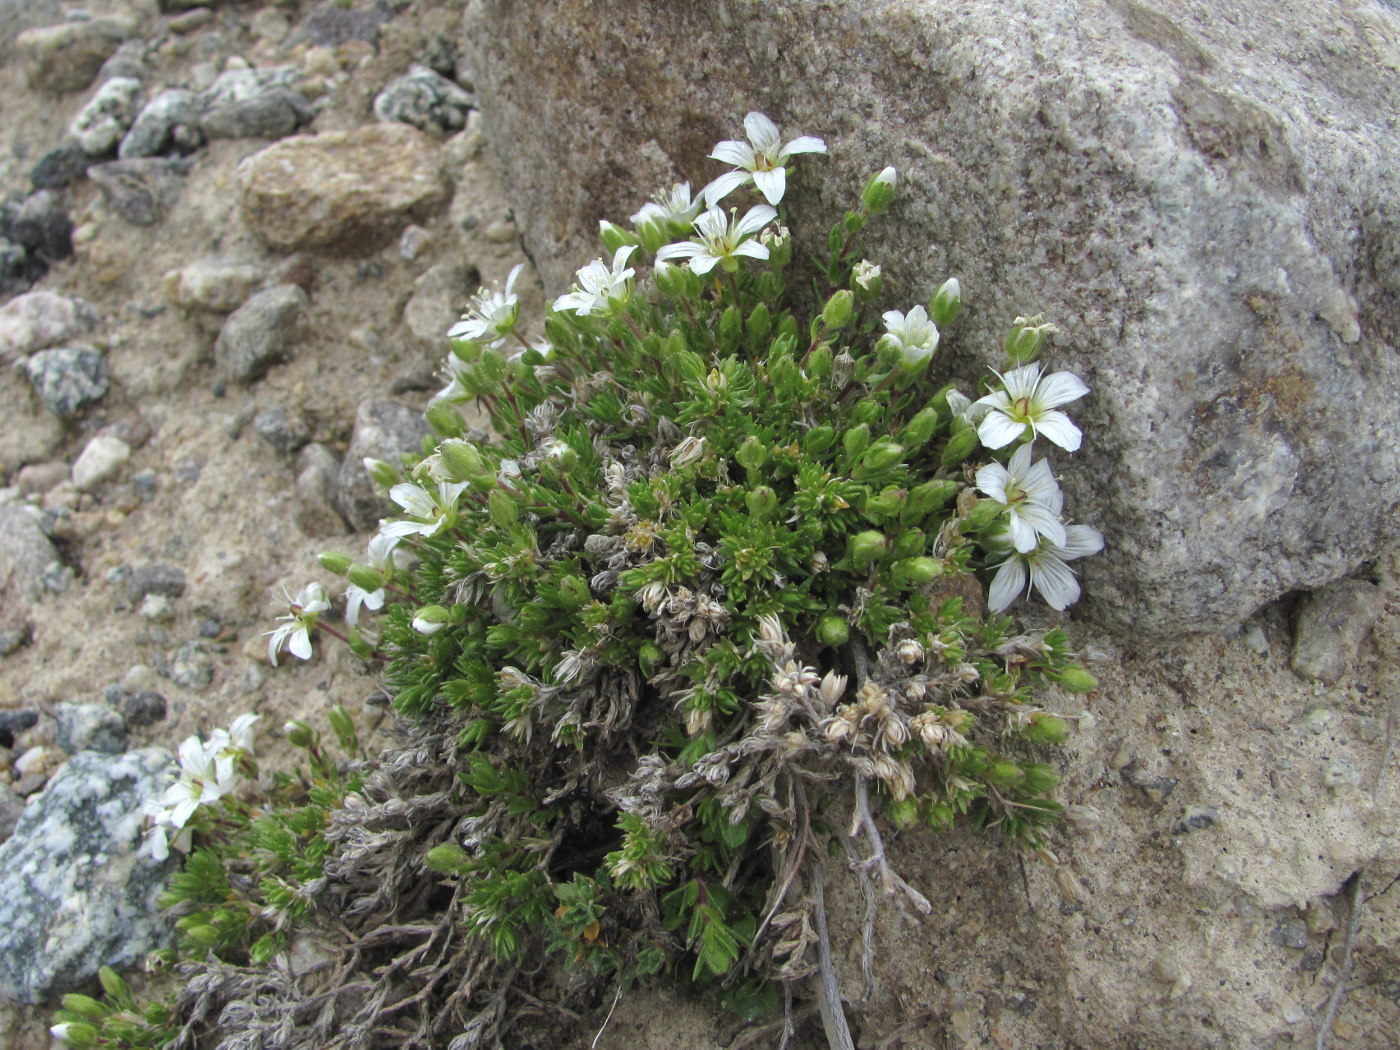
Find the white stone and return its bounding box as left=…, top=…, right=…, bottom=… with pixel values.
left=71, top=435, right=130, bottom=491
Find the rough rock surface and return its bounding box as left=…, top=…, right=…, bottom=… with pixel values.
left=24, top=344, right=108, bottom=418
left=463, top=0, right=1400, bottom=637
left=214, top=283, right=309, bottom=384
left=198, top=66, right=312, bottom=142
left=0, top=748, right=176, bottom=1003
left=70, top=76, right=143, bottom=157
left=0, top=291, right=98, bottom=359
left=238, top=123, right=449, bottom=253
left=164, top=256, right=266, bottom=312
left=337, top=398, right=433, bottom=531
left=14, top=18, right=131, bottom=94
left=1290, top=577, right=1387, bottom=683
left=119, top=88, right=203, bottom=159
left=0, top=506, right=56, bottom=638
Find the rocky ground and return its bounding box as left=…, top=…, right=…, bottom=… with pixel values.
left=0, top=2, right=1395, bottom=1049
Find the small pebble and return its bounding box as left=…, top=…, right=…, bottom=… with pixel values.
left=0, top=630, right=29, bottom=657
left=41, top=561, right=75, bottom=594
left=122, top=689, right=167, bottom=727
left=54, top=702, right=127, bottom=755
left=252, top=406, right=311, bottom=456
left=1270, top=920, right=1308, bottom=950
left=126, top=564, right=187, bottom=603
left=169, top=640, right=214, bottom=691
left=1322, top=757, right=1360, bottom=791
left=1290, top=579, right=1384, bottom=684
left=483, top=218, right=515, bottom=243
left=1175, top=804, right=1219, bottom=833
left=398, top=223, right=432, bottom=260
left=72, top=434, right=131, bottom=490
left=138, top=593, right=176, bottom=622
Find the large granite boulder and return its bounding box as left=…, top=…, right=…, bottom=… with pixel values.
left=0, top=748, right=177, bottom=1003
left=462, top=0, right=1400, bottom=637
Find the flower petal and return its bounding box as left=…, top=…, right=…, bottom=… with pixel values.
left=987, top=558, right=1027, bottom=613
left=1058, top=524, right=1105, bottom=560
left=688, top=253, right=720, bottom=275
left=288, top=626, right=313, bottom=661
left=1016, top=503, right=1067, bottom=548
left=702, top=169, right=751, bottom=207
left=656, top=240, right=704, bottom=263
left=736, top=204, right=778, bottom=236
left=730, top=240, right=771, bottom=260
left=710, top=139, right=756, bottom=168
left=751, top=167, right=787, bottom=205
left=779, top=134, right=827, bottom=158
left=1007, top=513, right=1039, bottom=554
left=975, top=463, right=1010, bottom=503
left=1032, top=410, right=1083, bottom=452
left=1029, top=554, right=1080, bottom=610
left=1035, top=370, right=1090, bottom=409
left=977, top=411, right=1026, bottom=450
left=743, top=111, right=781, bottom=153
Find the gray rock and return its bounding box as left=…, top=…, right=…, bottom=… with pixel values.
left=87, top=157, right=190, bottom=226
left=238, top=124, right=449, bottom=254
left=126, top=564, right=187, bottom=603
left=253, top=406, right=311, bottom=455
left=54, top=702, right=127, bottom=755
left=374, top=63, right=475, bottom=134
left=294, top=442, right=349, bottom=536
left=25, top=345, right=108, bottom=418
left=168, top=640, right=214, bottom=691
left=1175, top=804, right=1220, bottom=833
left=15, top=18, right=131, bottom=94
left=16, top=460, right=69, bottom=496
left=0, top=782, right=22, bottom=842
left=12, top=189, right=73, bottom=260
left=70, top=76, right=143, bottom=156
left=337, top=399, right=432, bottom=532
left=0, top=709, right=40, bottom=737
left=1270, top=920, right=1309, bottom=950
left=72, top=435, right=131, bottom=490
left=0, top=238, right=30, bottom=295
left=0, top=291, right=100, bottom=359
left=0, top=629, right=28, bottom=657
left=30, top=141, right=90, bottom=189
left=198, top=66, right=312, bottom=141
left=214, top=283, right=309, bottom=384
left=0, top=747, right=176, bottom=1003
left=403, top=263, right=476, bottom=346
left=119, top=88, right=204, bottom=159
left=464, top=0, right=1400, bottom=637
left=163, top=256, right=265, bottom=312
left=122, top=689, right=167, bottom=728
left=42, top=561, right=75, bottom=594
left=0, top=0, right=61, bottom=65
left=97, top=39, right=149, bottom=84
left=294, top=0, right=392, bottom=48
left=1289, top=579, right=1385, bottom=684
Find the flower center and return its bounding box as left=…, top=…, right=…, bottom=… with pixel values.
left=1013, top=395, right=1033, bottom=419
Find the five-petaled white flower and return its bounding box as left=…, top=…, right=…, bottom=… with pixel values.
left=631, top=182, right=703, bottom=229
left=880, top=305, right=940, bottom=371
left=380, top=480, right=470, bottom=539
left=974, top=364, right=1089, bottom=451
left=987, top=524, right=1104, bottom=613
left=142, top=715, right=259, bottom=860
left=447, top=263, right=524, bottom=344
left=656, top=204, right=776, bottom=275
left=264, top=582, right=330, bottom=666
left=553, top=245, right=637, bottom=316
left=346, top=533, right=409, bottom=626
left=976, top=443, right=1067, bottom=554
left=703, top=111, right=827, bottom=207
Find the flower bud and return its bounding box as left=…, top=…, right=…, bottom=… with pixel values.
left=735, top=435, right=768, bottom=473
left=852, top=260, right=882, bottom=301
left=50, top=1023, right=100, bottom=1048
left=720, top=304, right=743, bottom=349
left=318, top=552, right=352, bottom=576
left=926, top=802, right=955, bottom=830
left=1023, top=711, right=1070, bottom=744
left=283, top=720, right=315, bottom=748
left=802, top=425, right=837, bottom=457
left=424, top=843, right=470, bottom=874
left=638, top=641, right=665, bottom=677
left=438, top=438, right=486, bottom=482
left=806, top=343, right=833, bottom=381
left=857, top=438, right=904, bottom=477
left=842, top=423, right=871, bottom=461
left=347, top=563, right=384, bottom=592
left=903, top=479, right=957, bottom=520
left=1021, top=762, right=1061, bottom=794
left=930, top=278, right=961, bottom=328
left=897, top=557, right=942, bottom=584
left=888, top=797, right=919, bottom=830
left=862, top=165, right=898, bottom=215
left=328, top=704, right=358, bottom=752
left=488, top=490, right=519, bottom=530
left=599, top=220, right=637, bottom=257
left=892, top=528, right=925, bottom=558
left=863, top=486, right=905, bottom=520
left=1056, top=664, right=1099, bottom=694
left=476, top=348, right=508, bottom=390
left=849, top=530, right=888, bottom=567
left=763, top=223, right=792, bottom=269
left=745, top=485, right=779, bottom=521
left=940, top=424, right=981, bottom=468
left=983, top=761, right=1027, bottom=788
left=817, top=615, right=849, bottom=648
left=59, top=994, right=106, bottom=1018
left=364, top=457, right=402, bottom=491
left=183, top=924, right=220, bottom=949
left=98, top=966, right=130, bottom=1002
left=412, top=605, right=450, bottom=635
left=1004, top=315, right=1058, bottom=366
left=821, top=289, right=854, bottom=329
left=959, top=497, right=1004, bottom=533
left=900, top=406, right=941, bottom=450
left=559, top=574, right=591, bottom=608
left=425, top=401, right=467, bottom=438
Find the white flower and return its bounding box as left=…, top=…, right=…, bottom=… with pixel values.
left=669, top=435, right=706, bottom=468
left=975, top=443, right=1067, bottom=554
left=656, top=204, right=776, bottom=275
left=224, top=713, right=260, bottom=756
left=631, top=182, right=703, bottom=228
left=853, top=260, right=881, bottom=291
left=264, top=583, right=330, bottom=666
left=987, top=524, right=1104, bottom=613
left=380, top=480, right=470, bottom=539
left=345, top=533, right=406, bottom=626
left=412, top=613, right=447, bottom=635
left=447, top=263, right=524, bottom=344
left=703, top=111, right=827, bottom=207
left=554, top=245, right=636, bottom=316
left=880, top=305, right=940, bottom=371
left=974, top=364, right=1090, bottom=451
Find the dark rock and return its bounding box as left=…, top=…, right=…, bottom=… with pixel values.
left=373, top=63, right=474, bottom=134
left=70, top=76, right=143, bottom=156
left=253, top=406, right=311, bottom=455
left=15, top=18, right=132, bottom=94
left=295, top=0, right=392, bottom=48
left=337, top=399, right=432, bottom=532
left=1175, top=804, right=1220, bottom=833
left=87, top=157, right=190, bottom=226
left=1290, top=579, right=1386, bottom=684
left=238, top=124, right=448, bottom=254
left=419, top=33, right=458, bottom=78
left=0, top=629, right=28, bottom=658
left=54, top=702, right=127, bottom=755
left=0, top=239, right=29, bottom=294
left=126, top=565, right=187, bottom=603
left=25, top=345, right=108, bottom=418
left=31, top=141, right=90, bottom=189
left=122, top=690, right=167, bottom=728
left=119, top=88, right=203, bottom=159
left=214, top=283, right=309, bottom=384
left=0, top=782, right=22, bottom=842
left=0, top=747, right=177, bottom=1003
left=13, top=189, right=73, bottom=261
left=390, top=366, right=440, bottom=395
left=0, top=709, right=40, bottom=737
left=199, top=66, right=312, bottom=141
left=294, top=442, right=349, bottom=536
left=1270, top=921, right=1308, bottom=950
